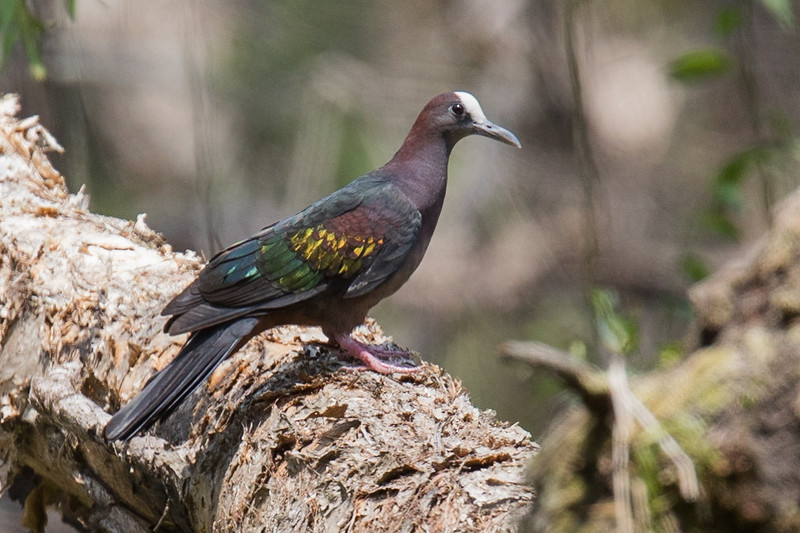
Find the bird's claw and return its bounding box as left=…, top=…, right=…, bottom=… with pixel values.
left=332, top=334, right=421, bottom=374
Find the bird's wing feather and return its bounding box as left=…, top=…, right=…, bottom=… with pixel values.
left=162, top=179, right=421, bottom=333
left=343, top=188, right=421, bottom=298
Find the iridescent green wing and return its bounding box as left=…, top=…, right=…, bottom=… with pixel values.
left=190, top=181, right=420, bottom=309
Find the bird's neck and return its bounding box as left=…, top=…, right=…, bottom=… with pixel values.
left=384, top=127, right=451, bottom=212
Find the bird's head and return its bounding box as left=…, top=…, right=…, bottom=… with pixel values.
left=422, top=91, right=521, bottom=150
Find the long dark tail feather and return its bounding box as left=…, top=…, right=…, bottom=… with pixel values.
left=104, top=317, right=259, bottom=441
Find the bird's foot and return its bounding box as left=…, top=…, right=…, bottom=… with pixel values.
left=332, top=334, right=421, bottom=374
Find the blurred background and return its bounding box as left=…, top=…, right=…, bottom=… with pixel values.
left=2, top=1, right=800, bottom=528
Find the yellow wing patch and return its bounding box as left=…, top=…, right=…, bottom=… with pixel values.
left=289, top=226, right=383, bottom=277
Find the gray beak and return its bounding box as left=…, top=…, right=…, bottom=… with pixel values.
left=473, top=120, right=521, bottom=148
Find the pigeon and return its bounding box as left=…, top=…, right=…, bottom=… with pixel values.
left=104, top=91, right=520, bottom=441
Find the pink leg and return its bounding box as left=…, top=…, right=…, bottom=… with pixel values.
left=332, top=334, right=421, bottom=374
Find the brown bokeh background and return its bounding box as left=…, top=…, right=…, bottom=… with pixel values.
left=3, top=0, right=798, bottom=462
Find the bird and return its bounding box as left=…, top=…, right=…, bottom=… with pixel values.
left=104, top=91, right=521, bottom=441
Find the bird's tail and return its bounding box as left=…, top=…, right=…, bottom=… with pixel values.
left=104, top=317, right=259, bottom=441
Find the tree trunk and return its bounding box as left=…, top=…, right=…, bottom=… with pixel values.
left=0, top=94, right=536, bottom=533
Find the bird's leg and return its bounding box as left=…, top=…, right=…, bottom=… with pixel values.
left=331, top=333, right=421, bottom=374
left=362, top=343, right=414, bottom=362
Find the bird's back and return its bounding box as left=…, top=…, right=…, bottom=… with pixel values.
left=162, top=171, right=428, bottom=336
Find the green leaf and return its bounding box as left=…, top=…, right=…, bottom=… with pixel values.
left=17, top=1, right=46, bottom=80
left=64, top=0, right=76, bottom=19
left=568, top=340, right=587, bottom=360
left=669, top=49, right=732, bottom=83
left=28, top=59, right=45, bottom=80
left=715, top=6, right=743, bottom=37
left=590, top=289, right=638, bottom=355
left=702, top=211, right=741, bottom=240
left=715, top=153, right=750, bottom=186
left=658, top=342, right=683, bottom=368
left=0, top=0, right=21, bottom=68
left=681, top=252, right=710, bottom=282
left=711, top=146, right=774, bottom=210
left=0, top=0, right=46, bottom=78
left=0, top=0, right=16, bottom=30
left=761, top=0, right=794, bottom=30
left=714, top=181, right=742, bottom=209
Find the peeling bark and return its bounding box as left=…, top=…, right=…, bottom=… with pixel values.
left=0, top=94, right=536, bottom=532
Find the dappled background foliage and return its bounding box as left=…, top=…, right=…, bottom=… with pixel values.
left=2, top=0, right=800, bottom=441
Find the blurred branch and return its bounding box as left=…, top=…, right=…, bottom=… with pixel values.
left=501, top=342, right=699, bottom=531
left=608, top=355, right=699, bottom=530
left=735, top=0, right=773, bottom=224
left=523, top=185, right=800, bottom=528
left=499, top=341, right=609, bottom=412
left=564, top=0, right=601, bottom=266
left=564, top=0, right=606, bottom=358
left=610, top=357, right=635, bottom=533
left=184, top=2, right=223, bottom=255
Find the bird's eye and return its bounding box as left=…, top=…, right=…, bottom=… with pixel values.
left=450, top=103, right=465, bottom=117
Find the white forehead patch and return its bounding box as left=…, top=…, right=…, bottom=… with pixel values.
left=454, top=91, right=487, bottom=123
